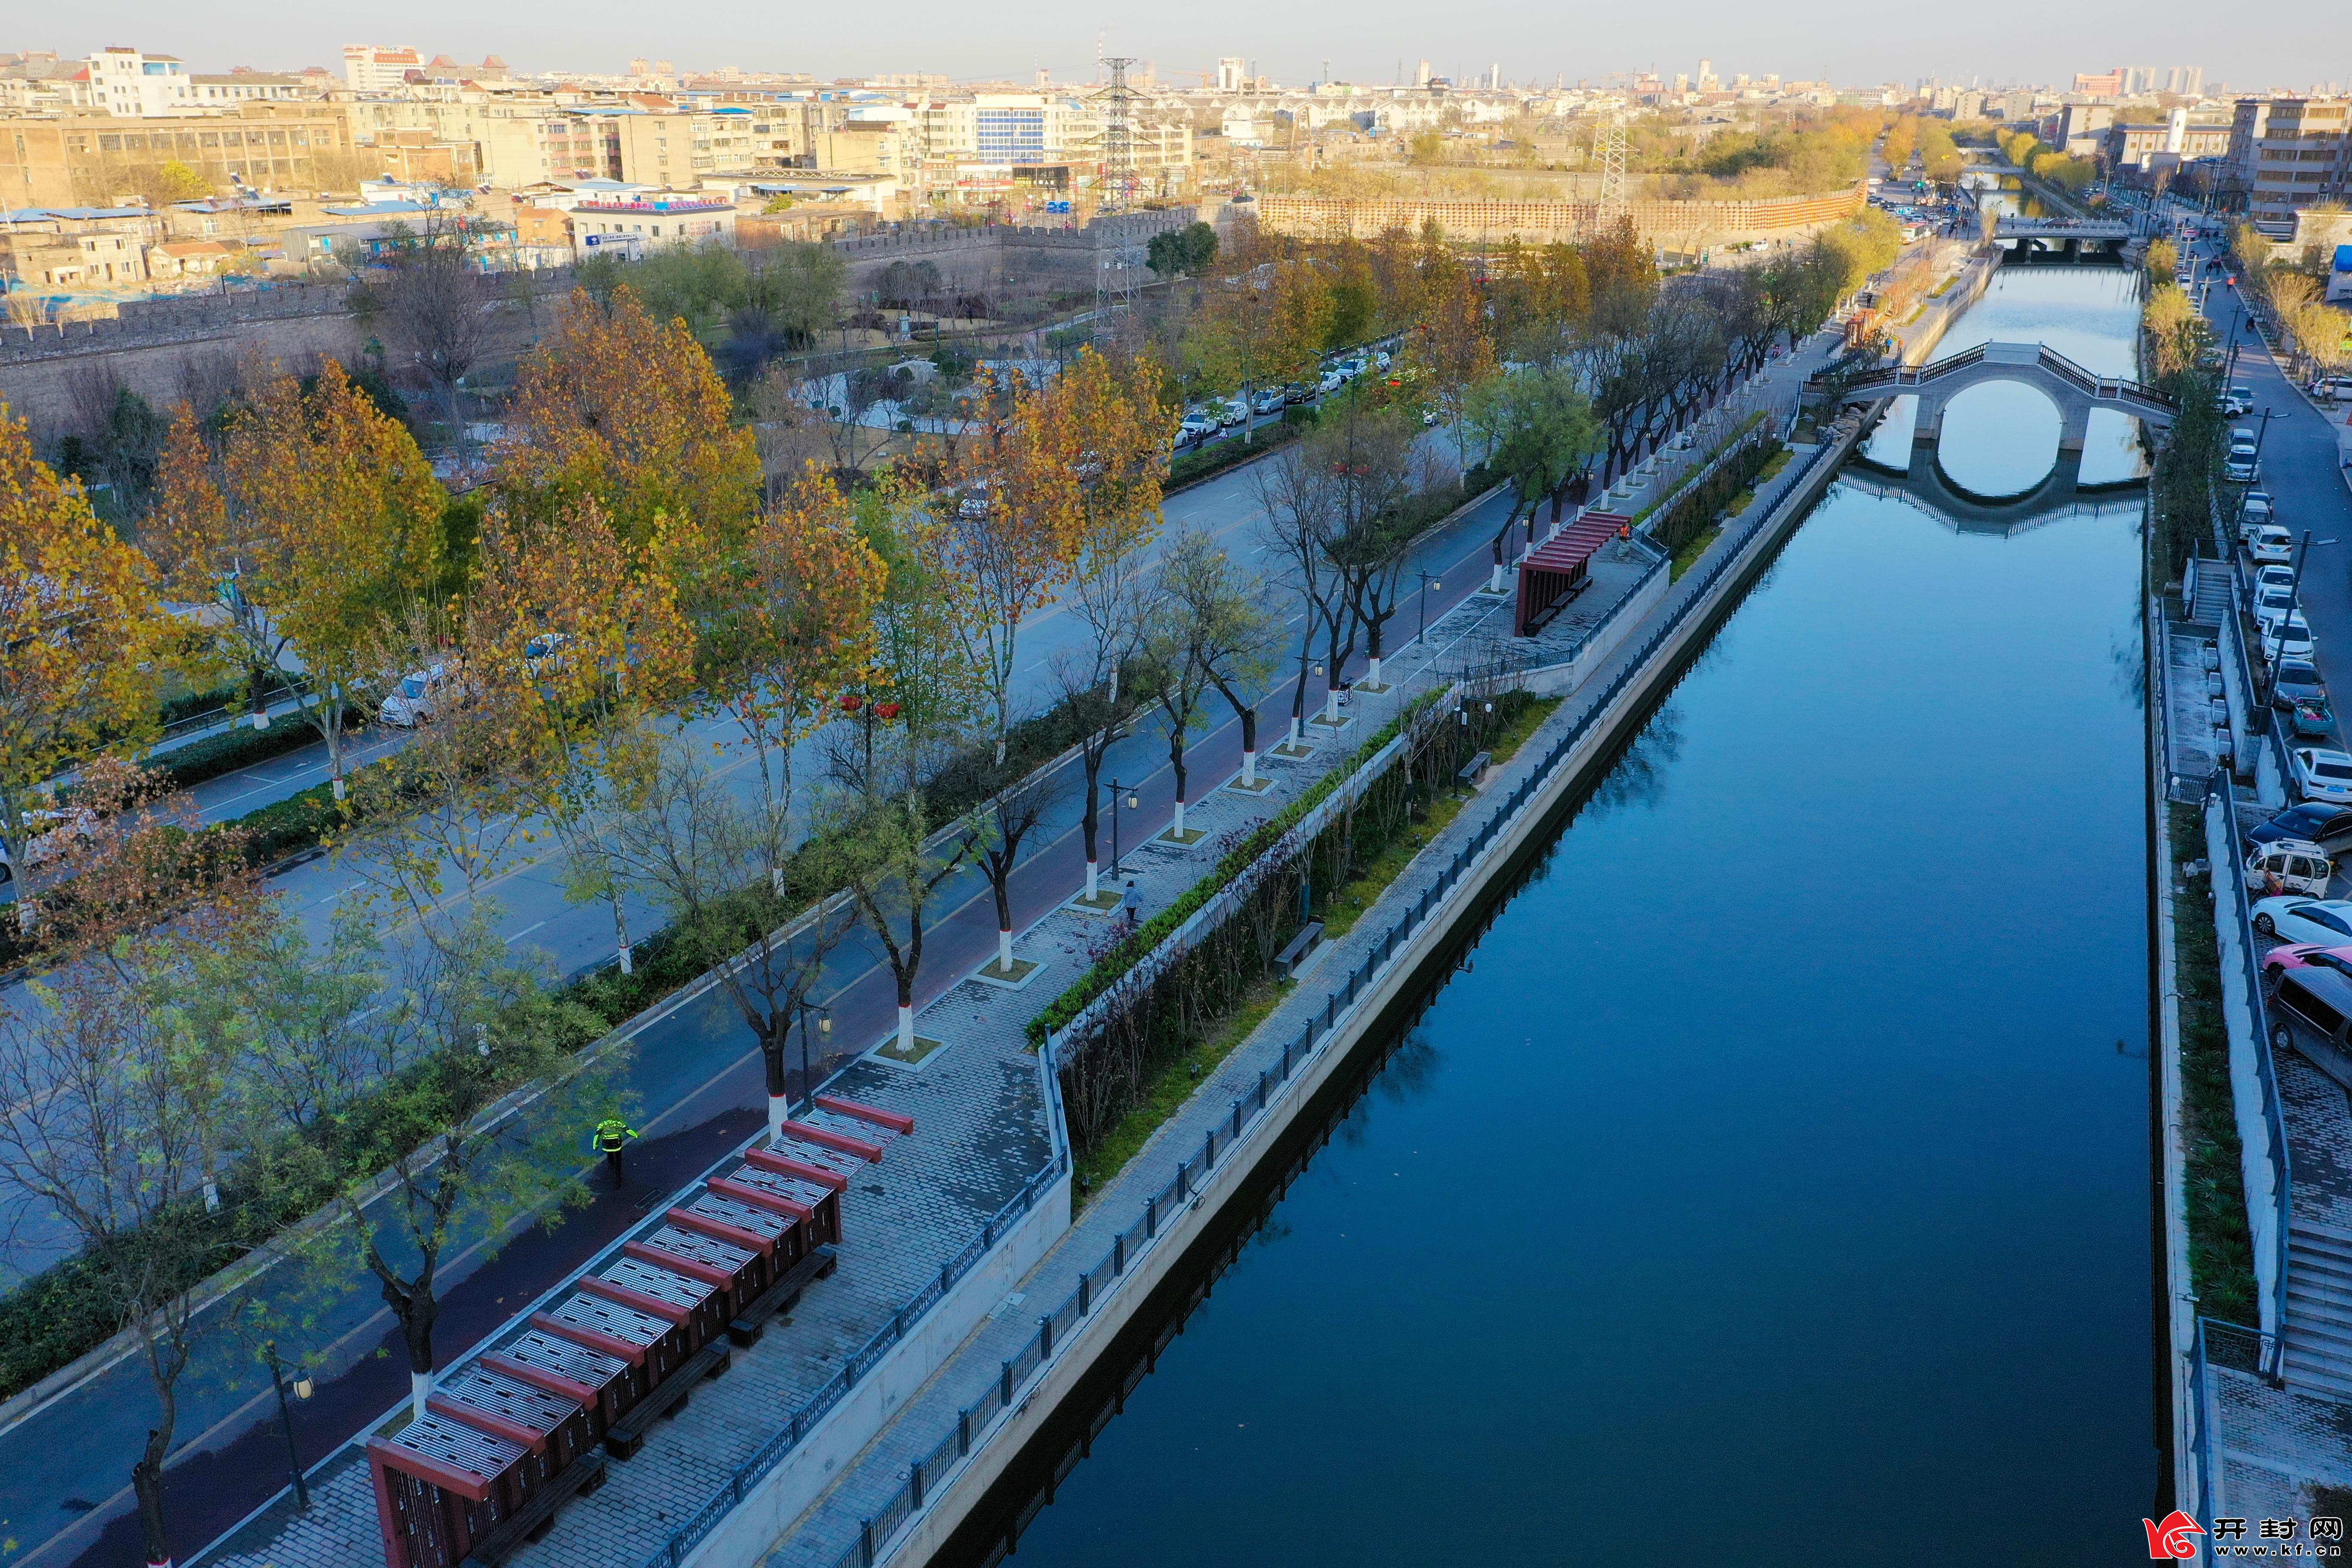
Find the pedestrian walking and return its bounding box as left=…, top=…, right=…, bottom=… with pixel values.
left=1122, top=877, right=1142, bottom=933
left=591, top=1115, right=639, bottom=1188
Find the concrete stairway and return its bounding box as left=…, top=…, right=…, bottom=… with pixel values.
left=2285, top=1220, right=2352, bottom=1400
left=2193, top=562, right=2233, bottom=628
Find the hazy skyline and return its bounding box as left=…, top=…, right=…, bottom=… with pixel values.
left=12, top=0, right=2350, bottom=94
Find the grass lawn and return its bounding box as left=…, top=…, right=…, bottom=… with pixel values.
left=1068, top=694, right=1564, bottom=1210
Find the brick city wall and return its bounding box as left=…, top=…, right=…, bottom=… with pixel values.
left=1251, top=185, right=1869, bottom=245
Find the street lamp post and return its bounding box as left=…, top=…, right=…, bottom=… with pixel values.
left=264, top=1341, right=312, bottom=1511
left=793, top=1002, right=832, bottom=1121
left=1106, top=779, right=1138, bottom=876
left=1416, top=569, right=1441, bottom=647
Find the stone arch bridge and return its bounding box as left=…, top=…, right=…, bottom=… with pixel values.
left=1825, top=341, right=2174, bottom=453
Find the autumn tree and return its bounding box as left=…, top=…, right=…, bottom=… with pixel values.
left=624, top=465, right=885, bottom=1140
left=0, top=409, right=166, bottom=932
left=150, top=361, right=447, bottom=801
left=1409, top=250, right=1498, bottom=470
left=472, top=499, right=696, bottom=974
left=1164, top=531, right=1281, bottom=792
left=496, top=285, right=762, bottom=589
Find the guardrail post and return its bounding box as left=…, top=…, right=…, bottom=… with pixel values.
left=1147, top=1194, right=1158, bottom=1236
left=1257, top=1071, right=1268, bottom=1111
left=1079, top=1273, right=1090, bottom=1314
left=959, top=1407, right=971, bottom=1456
left=1177, top=1161, right=1189, bottom=1200
left=1205, top=1129, right=1217, bottom=1169
left=941, top=1260, right=954, bottom=1293
left=1039, top=1314, right=1054, bottom=1358
left=1114, top=1232, right=1125, bottom=1274
left=1001, top=1359, right=1013, bottom=1405
left=861, top=1518, right=875, bottom=1568
left=911, top=1457, right=925, bottom=1509
left=1231, top=1100, right=1243, bottom=1139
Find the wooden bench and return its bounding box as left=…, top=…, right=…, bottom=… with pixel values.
left=1457, top=752, right=1492, bottom=790
left=604, top=1341, right=733, bottom=1461
left=726, top=1243, right=839, bottom=1349
left=1274, top=922, right=1324, bottom=980
left=458, top=1450, right=607, bottom=1566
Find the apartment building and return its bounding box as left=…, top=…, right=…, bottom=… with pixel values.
left=567, top=190, right=735, bottom=260
left=2229, top=97, right=2351, bottom=225
left=189, top=73, right=310, bottom=106
left=84, top=47, right=199, bottom=117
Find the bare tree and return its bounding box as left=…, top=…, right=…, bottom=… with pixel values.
left=364, top=213, right=496, bottom=453
left=964, top=756, right=1062, bottom=978
left=1254, top=440, right=1345, bottom=751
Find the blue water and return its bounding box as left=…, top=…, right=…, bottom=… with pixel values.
left=991, top=270, right=2154, bottom=1567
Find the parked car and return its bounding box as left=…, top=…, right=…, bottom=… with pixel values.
left=2251, top=525, right=2295, bottom=565
left=2295, top=696, right=2337, bottom=739
left=1317, top=368, right=1346, bottom=396
left=2261, top=942, right=2352, bottom=985
left=2311, top=377, right=2352, bottom=401
left=2274, top=659, right=2328, bottom=711
left=1213, top=398, right=1247, bottom=429
left=2221, top=387, right=2254, bottom=416
left=380, top=662, right=460, bottom=727
left=1250, top=387, right=1286, bottom=416
left=2256, top=585, right=2300, bottom=634
left=1281, top=382, right=1315, bottom=406
left=0, top=806, right=97, bottom=885
left=2266, top=615, right=2318, bottom=664
left=2266, top=962, right=2352, bottom=1082
left=1177, top=416, right=1219, bottom=447
left=2226, top=456, right=2260, bottom=484
left=2257, top=562, right=2297, bottom=595
left=2242, top=492, right=2276, bottom=528
left=2249, top=803, right=2352, bottom=855
left=2251, top=896, right=2352, bottom=944
left=2248, top=841, right=2335, bottom=897
left=2295, top=747, right=2352, bottom=805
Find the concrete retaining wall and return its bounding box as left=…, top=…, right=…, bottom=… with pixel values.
left=681, top=1173, right=1070, bottom=1568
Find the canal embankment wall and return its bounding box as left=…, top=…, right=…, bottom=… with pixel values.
left=791, top=402, right=1881, bottom=1568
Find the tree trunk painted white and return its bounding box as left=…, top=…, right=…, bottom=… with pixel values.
left=1322, top=685, right=1341, bottom=723
left=1085, top=858, right=1099, bottom=899
left=331, top=775, right=346, bottom=802
left=768, top=1093, right=790, bottom=1144
left=897, top=1004, right=916, bottom=1054
left=772, top=866, right=787, bottom=897
left=617, top=943, right=634, bottom=976
left=411, top=1369, right=433, bottom=1422
left=1285, top=715, right=1302, bottom=748
left=1366, top=655, right=1382, bottom=687
left=1241, top=749, right=1257, bottom=787
left=1488, top=561, right=1505, bottom=592
left=251, top=709, right=270, bottom=730
left=998, top=928, right=1014, bottom=970
left=1172, top=798, right=1187, bottom=837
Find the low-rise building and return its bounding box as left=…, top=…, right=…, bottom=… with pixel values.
left=567, top=190, right=735, bottom=260
left=145, top=238, right=237, bottom=279
left=0, top=103, right=367, bottom=207
left=1, top=204, right=159, bottom=288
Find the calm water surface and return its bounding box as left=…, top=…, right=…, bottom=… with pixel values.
left=983, top=270, right=2154, bottom=1567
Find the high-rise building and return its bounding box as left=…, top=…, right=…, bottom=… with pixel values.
left=343, top=44, right=423, bottom=93
left=1697, top=58, right=1718, bottom=92
left=1218, top=57, right=1246, bottom=93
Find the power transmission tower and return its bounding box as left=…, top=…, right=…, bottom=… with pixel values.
left=1098, top=56, right=1139, bottom=214
left=1592, top=110, right=1628, bottom=233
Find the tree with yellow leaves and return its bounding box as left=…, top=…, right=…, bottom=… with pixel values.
left=150, top=360, right=447, bottom=802
left=471, top=499, right=696, bottom=974
left=496, top=285, right=762, bottom=587
left=0, top=408, right=167, bottom=931
left=615, top=463, right=885, bottom=1138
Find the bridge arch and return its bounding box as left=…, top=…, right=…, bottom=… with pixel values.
left=1830, top=342, right=2174, bottom=456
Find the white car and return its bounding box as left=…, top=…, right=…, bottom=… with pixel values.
left=2297, top=748, right=2352, bottom=805
left=2251, top=525, right=2295, bottom=566
left=2251, top=895, right=2352, bottom=944
left=2257, top=564, right=2297, bottom=594
left=2242, top=492, right=2275, bottom=528
left=380, top=662, right=459, bottom=727
left=2247, top=840, right=2335, bottom=898
left=1213, top=397, right=1247, bottom=429
left=0, top=807, right=97, bottom=885
left=2255, top=585, right=2300, bottom=634
left=2226, top=457, right=2260, bottom=484
left=2265, top=613, right=2317, bottom=664
left=1317, top=368, right=1345, bottom=396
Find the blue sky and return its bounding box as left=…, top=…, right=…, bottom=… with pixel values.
left=22, top=1, right=2350, bottom=95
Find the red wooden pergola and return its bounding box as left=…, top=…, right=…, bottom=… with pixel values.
left=1514, top=511, right=1632, bottom=637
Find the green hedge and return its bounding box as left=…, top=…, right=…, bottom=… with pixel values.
left=1028, top=695, right=1436, bottom=1045
left=153, top=714, right=329, bottom=792
left=1651, top=434, right=1784, bottom=556
left=1168, top=419, right=1304, bottom=491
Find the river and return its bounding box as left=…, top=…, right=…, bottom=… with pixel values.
left=957, top=266, right=2155, bottom=1567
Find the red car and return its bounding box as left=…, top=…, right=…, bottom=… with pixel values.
left=2264, top=943, right=2352, bottom=987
